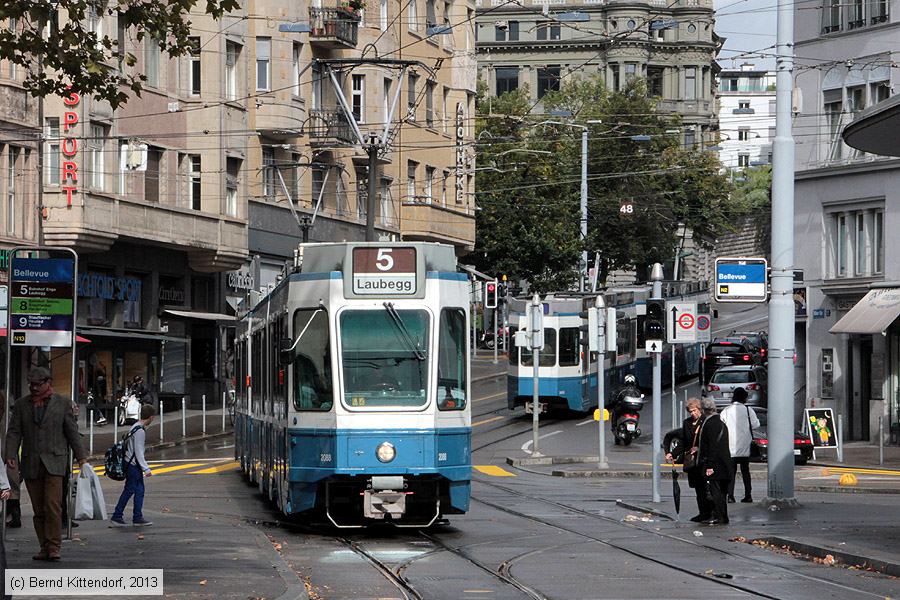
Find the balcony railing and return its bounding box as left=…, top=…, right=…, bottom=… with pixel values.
left=309, top=7, right=359, bottom=48
left=308, top=109, right=355, bottom=146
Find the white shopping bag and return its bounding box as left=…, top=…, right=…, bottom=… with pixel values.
left=74, top=464, right=107, bottom=521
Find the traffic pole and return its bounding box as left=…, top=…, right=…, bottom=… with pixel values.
left=202, top=394, right=206, bottom=434
left=650, top=263, right=664, bottom=503
left=493, top=304, right=498, bottom=365
left=531, top=293, right=543, bottom=458
left=596, top=296, right=609, bottom=469
left=671, top=345, right=677, bottom=429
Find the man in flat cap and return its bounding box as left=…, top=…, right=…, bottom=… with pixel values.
left=5, top=367, right=87, bottom=561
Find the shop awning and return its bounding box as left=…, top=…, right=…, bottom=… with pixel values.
left=77, top=327, right=188, bottom=343
left=0, top=329, right=90, bottom=343
left=830, top=288, right=900, bottom=334
left=163, top=309, right=236, bottom=322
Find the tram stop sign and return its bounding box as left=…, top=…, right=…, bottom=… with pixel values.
left=715, top=257, right=768, bottom=303
left=666, top=301, right=697, bottom=343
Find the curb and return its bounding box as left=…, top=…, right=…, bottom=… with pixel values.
left=808, top=461, right=900, bottom=473
left=506, top=456, right=600, bottom=467
left=754, top=536, right=900, bottom=577
left=87, top=430, right=233, bottom=462
left=794, top=484, right=900, bottom=495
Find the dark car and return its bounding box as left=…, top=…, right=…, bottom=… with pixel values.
left=702, top=340, right=760, bottom=382
left=750, top=408, right=813, bottom=465
left=730, top=330, right=769, bottom=362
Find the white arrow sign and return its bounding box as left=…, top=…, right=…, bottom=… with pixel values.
left=667, top=301, right=697, bottom=344
left=646, top=340, right=663, bottom=353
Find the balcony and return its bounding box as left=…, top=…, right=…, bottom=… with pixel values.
left=42, top=190, right=247, bottom=272
left=656, top=99, right=713, bottom=117
left=309, top=7, right=359, bottom=49
left=255, top=98, right=306, bottom=139
left=308, top=109, right=356, bottom=147
left=400, top=202, right=475, bottom=250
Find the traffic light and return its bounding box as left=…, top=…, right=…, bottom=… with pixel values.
left=645, top=299, right=665, bottom=342
left=485, top=281, right=498, bottom=308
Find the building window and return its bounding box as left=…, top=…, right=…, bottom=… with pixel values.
left=407, top=72, right=419, bottom=120
left=312, top=167, right=325, bottom=203
left=855, top=212, right=866, bottom=275
left=495, top=67, right=518, bottom=96
left=145, top=39, right=160, bottom=88
left=408, top=0, right=418, bottom=31
left=312, top=63, right=323, bottom=110
left=45, top=118, right=60, bottom=185
left=292, top=43, right=302, bottom=96
left=426, top=0, right=437, bottom=31
left=442, top=86, right=449, bottom=132
left=226, top=157, right=240, bottom=216
left=356, top=168, right=367, bottom=220
left=836, top=213, right=847, bottom=276
left=6, top=147, right=17, bottom=234
left=495, top=24, right=506, bottom=41
left=189, top=37, right=201, bottom=96
left=847, top=85, right=865, bottom=113
left=871, top=0, right=889, bottom=23
left=335, top=173, right=347, bottom=215
left=407, top=161, right=417, bottom=201
left=647, top=66, right=664, bottom=97
left=226, top=42, right=240, bottom=101
left=849, top=0, right=864, bottom=28
left=611, top=64, right=620, bottom=91
left=443, top=1, right=453, bottom=46
left=684, top=129, right=695, bottom=148
left=467, top=8, right=474, bottom=48
left=737, top=153, right=750, bottom=167
left=383, top=77, right=392, bottom=121
left=262, top=147, right=276, bottom=197
left=871, top=81, right=890, bottom=105
left=874, top=210, right=884, bottom=273
left=624, top=63, right=637, bottom=84
left=738, top=100, right=750, bottom=110
left=536, top=22, right=560, bottom=40
left=145, top=148, right=161, bottom=203
left=190, top=155, right=201, bottom=210
left=426, top=81, right=435, bottom=127
left=442, top=170, right=449, bottom=205
left=89, top=124, right=106, bottom=190
left=380, top=0, right=388, bottom=31
left=537, top=66, right=560, bottom=99
left=425, top=166, right=435, bottom=202
left=352, top=74, right=365, bottom=123
left=824, top=88, right=843, bottom=160
left=684, top=67, right=696, bottom=100
left=738, top=128, right=750, bottom=141
left=256, top=37, right=271, bottom=92
left=822, top=0, right=843, bottom=32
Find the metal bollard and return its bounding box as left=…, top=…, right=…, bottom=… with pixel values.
left=202, top=394, right=206, bottom=434
left=160, top=402, right=164, bottom=442
left=113, top=406, right=119, bottom=440
left=837, top=414, right=844, bottom=463
left=222, top=391, right=226, bottom=432
left=181, top=397, right=186, bottom=437
left=89, top=410, right=94, bottom=454
left=879, top=416, right=884, bottom=466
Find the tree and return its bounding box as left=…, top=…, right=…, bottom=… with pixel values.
left=729, top=165, right=772, bottom=256
left=0, top=0, right=239, bottom=108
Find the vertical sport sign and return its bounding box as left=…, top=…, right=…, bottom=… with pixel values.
left=9, top=256, right=77, bottom=347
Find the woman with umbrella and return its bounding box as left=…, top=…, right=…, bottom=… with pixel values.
left=666, top=397, right=710, bottom=522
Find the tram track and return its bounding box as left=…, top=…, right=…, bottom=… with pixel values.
left=471, top=478, right=888, bottom=600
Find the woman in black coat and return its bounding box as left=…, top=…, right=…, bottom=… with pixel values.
left=696, top=396, right=734, bottom=524
left=666, top=397, right=709, bottom=523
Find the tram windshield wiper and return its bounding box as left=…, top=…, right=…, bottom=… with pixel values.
left=382, top=302, right=427, bottom=361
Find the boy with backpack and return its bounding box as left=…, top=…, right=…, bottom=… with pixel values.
left=110, top=404, right=156, bottom=526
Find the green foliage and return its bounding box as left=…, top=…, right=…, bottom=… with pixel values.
left=730, top=165, right=772, bottom=255
left=473, top=74, right=740, bottom=289
left=0, top=0, right=239, bottom=107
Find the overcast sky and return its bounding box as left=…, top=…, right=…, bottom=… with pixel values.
left=714, top=0, right=777, bottom=70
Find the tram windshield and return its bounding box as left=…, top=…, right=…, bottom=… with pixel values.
left=340, top=309, right=430, bottom=408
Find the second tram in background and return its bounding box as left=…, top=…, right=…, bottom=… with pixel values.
left=506, top=283, right=709, bottom=413
left=234, top=242, right=472, bottom=527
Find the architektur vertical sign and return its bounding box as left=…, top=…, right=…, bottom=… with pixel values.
left=455, top=103, right=465, bottom=205
left=9, top=257, right=76, bottom=346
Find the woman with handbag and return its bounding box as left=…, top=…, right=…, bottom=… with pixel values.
left=666, top=397, right=711, bottom=523
left=696, top=397, right=734, bottom=525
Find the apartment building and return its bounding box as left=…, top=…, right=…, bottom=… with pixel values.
left=475, top=0, right=720, bottom=142
left=792, top=0, right=897, bottom=442
left=247, top=0, right=478, bottom=287
left=716, top=64, right=775, bottom=169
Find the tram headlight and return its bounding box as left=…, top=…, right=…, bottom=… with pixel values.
left=376, top=442, right=396, bottom=463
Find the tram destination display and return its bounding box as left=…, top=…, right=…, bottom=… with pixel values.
left=346, top=246, right=426, bottom=299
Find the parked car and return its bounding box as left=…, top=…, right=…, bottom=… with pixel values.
left=730, top=330, right=769, bottom=362
left=702, top=340, right=761, bottom=382
left=704, top=365, right=768, bottom=408
left=750, top=408, right=814, bottom=465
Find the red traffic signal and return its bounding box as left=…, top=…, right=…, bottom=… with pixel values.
left=485, top=282, right=498, bottom=308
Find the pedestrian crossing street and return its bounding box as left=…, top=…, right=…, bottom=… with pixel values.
left=75, top=461, right=518, bottom=477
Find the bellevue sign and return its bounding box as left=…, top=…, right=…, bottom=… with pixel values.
left=714, top=257, right=768, bottom=303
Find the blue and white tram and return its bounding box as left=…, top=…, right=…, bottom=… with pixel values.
left=234, top=242, right=471, bottom=527
left=506, top=284, right=708, bottom=413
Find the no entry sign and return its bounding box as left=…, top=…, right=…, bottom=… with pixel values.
left=666, top=301, right=697, bottom=343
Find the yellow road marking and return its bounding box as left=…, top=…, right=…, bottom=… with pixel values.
left=472, top=415, right=505, bottom=427
left=188, top=461, right=240, bottom=474
left=473, top=391, right=507, bottom=404
left=474, top=465, right=516, bottom=477
left=149, top=463, right=206, bottom=474
left=633, top=462, right=684, bottom=468
left=823, top=467, right=900, bottom=477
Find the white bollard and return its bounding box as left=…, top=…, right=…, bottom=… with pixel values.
left=181, top=397, right=186, bottom=437
left=160, top=402, right=164, bottom=442
left=89, top=410, right=94, bottom=454
left=222, top=391, right=226, bottom=432
left=113, top=406, right=119, bottom=440
left=837, top=414, right=844, bottom=463
left=879, top=416, right=884, bottom=466
left=202, top=394, right=206, bottom=434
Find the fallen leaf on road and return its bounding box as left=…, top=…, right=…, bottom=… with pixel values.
left=162, top=507, right=171, bottom=513
left=823, top=554, right=835, bottom=566
left=729, top=536, right=747, bottom=543
left=199, top=580, right=207, bottom=586
left=136, top=534, right=144, bottom=541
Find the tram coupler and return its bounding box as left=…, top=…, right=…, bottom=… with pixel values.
left=364, top=476, right=409, bottom=520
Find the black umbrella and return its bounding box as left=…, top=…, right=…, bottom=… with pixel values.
left=671, top=466, right=681, bottom=516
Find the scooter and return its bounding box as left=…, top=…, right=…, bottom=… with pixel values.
left=611, top=389, right=645, bottom=446
left=116, top=386, right=140, bottom=426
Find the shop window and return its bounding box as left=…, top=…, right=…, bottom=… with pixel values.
left=161, top=340, right=188, bottom=395
left=192, top=275, right=214, bottom=311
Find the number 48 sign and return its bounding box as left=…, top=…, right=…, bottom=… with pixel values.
left=619, top=199, right=635, bottom=216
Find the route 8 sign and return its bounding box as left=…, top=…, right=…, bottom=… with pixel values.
left=666, top=301, right=697, bottom=343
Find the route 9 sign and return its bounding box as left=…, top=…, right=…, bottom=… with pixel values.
left=345, top=246, right=426, bottom=299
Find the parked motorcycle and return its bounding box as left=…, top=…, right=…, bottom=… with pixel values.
left=609, top=376, right=645, bottom=446
left=479, top=326, right=510, bottom=350
left=117, top=386, right=142, bottom=426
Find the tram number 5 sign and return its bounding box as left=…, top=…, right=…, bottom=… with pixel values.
left=666, top=301, right=697, bottom=344
left=351, top=247, right=418, bottom=296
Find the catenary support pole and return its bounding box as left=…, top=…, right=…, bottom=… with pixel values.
left=650, top=264, right=663, bottom=503
left=181, top=397, right=186, bottom=437
left=597, top=296, right=609, bottom=469
left=365, top=142, right=379, bottom=241
left=837, top=415, right=844, bottom=463
left=493, top=304, right=498, bottom=365
left=671, top=346, right=677, bottom=429
left=114, top=406, right=118, bottom=441
left=202, top=394, right=206, bottom=434
left=766, top=0, right=797, bottom=504
left=879, top=416, right=884, bottom=465
left=580, top=128, right=588, bottom=292
left=531, top=293, right=542, bottom=457
left=89, top=410, right=94, bottom=455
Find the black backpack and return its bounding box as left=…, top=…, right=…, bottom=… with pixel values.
left=104, top=425, right=144, bottom=481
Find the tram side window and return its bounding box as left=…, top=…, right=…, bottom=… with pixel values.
left=558, top=327, right=579, bottom=367
left=236, top=340, right=245, bottom=406
left=616, top=318, right=633, bottom=357
left=268, top=321, right=277, bottom=416
left=520, top=328, right=556, bottom=367
left=507, top=326, right=518, bottom=365
left=252, top=331, right=262, bottom=413
left=292, top=308, right=333, bottom=411
left=437, top=308, right=467, bottom=411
